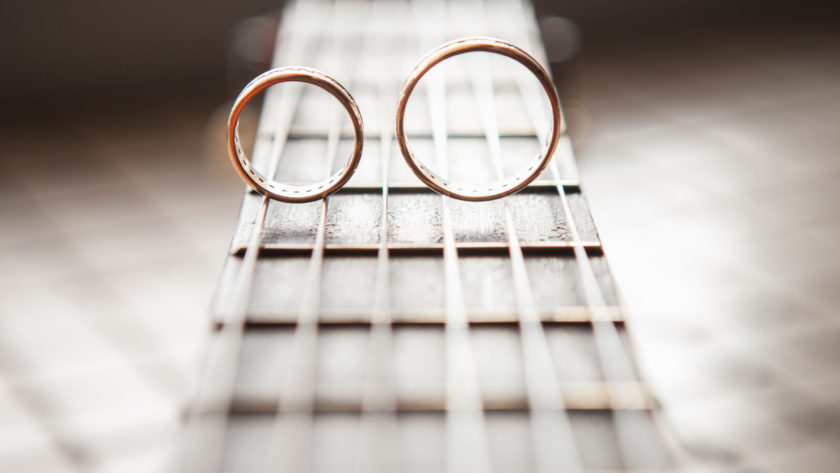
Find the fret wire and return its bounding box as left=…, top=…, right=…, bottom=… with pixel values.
left=262, top=4, right=351, bottom=473
left=241, top=180, right=581, bottom=192
left=410, top=1, right=495, bottom=472
left=464, top=1, right=584, bottom=471
left=231, top=240, right=603, bottom=257
left=217, top=308, right=625, bottom=329
left=270, top=129, right=547, bottom=140
left=179, top=4, right=314, bottom=470
left=226, top=379, right=651, bottom=412
left=508, top=3, right=655, bottom=468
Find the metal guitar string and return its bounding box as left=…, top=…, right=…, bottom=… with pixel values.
left=184, top=1, right=671, bottom=471
left=509, top=0, right=656, bottom=467
left=177, top=3, right=312, bottom=471
left=459, top=1, right=586, bottom=470
left=409, top=1, right=496, bottom=472
left=355, top=1, right=401, bottom=471
left=262, top=3, right=365, bottom=472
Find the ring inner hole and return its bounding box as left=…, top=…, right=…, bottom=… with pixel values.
left=242, top=80, right=354, bottom=189
left=402, top=51, right=552, bottom=189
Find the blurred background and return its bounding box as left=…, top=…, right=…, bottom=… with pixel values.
left=1, top=0, right=839, bottom=471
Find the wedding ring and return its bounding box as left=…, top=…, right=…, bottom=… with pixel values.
left=395, top=37, right=563, bottom=201
left=227, top=67, right=363, bottom=203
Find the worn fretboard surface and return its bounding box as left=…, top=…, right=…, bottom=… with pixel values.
left=182, top=0, right=674, bottom=471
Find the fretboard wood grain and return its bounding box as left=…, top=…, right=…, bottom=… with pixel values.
left=181, top=1, right=676, bottom=472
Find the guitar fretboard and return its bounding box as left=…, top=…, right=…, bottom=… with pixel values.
left=181, top=1, right=674, bottom=471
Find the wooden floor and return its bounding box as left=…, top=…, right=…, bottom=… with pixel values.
left=1, top=24, right=839, bottom=473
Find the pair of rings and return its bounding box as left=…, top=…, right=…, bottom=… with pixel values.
left=227, top=37, right=563, bottom=203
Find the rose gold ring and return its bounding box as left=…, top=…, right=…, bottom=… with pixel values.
left=227, top=67, right=363, bottom=203
left=395, top=37, right=563, bottom=202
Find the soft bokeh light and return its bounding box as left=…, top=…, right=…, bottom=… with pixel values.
left=1, top=0, right=839, bottom=471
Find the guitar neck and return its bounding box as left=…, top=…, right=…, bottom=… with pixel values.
left=181, top=0, right=675, bottom=471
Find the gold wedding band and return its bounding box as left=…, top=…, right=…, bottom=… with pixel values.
left=227, top=67, right=363, bottom=203
left=395, top=37, right=563, bottom=201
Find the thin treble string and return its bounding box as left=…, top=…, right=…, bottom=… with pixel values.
left=463, top=1, right=583, bottom=471
left=263, top=2, right=368, bottom=472
left=508, top=1, right=651, bottom=468
left=178, top=2, right=312, bottom=471
left=261, top=197, right=327, bottom=473
left=355, top=3, right=400, bottom=472
left=409, top=1, right=495, bottom=473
